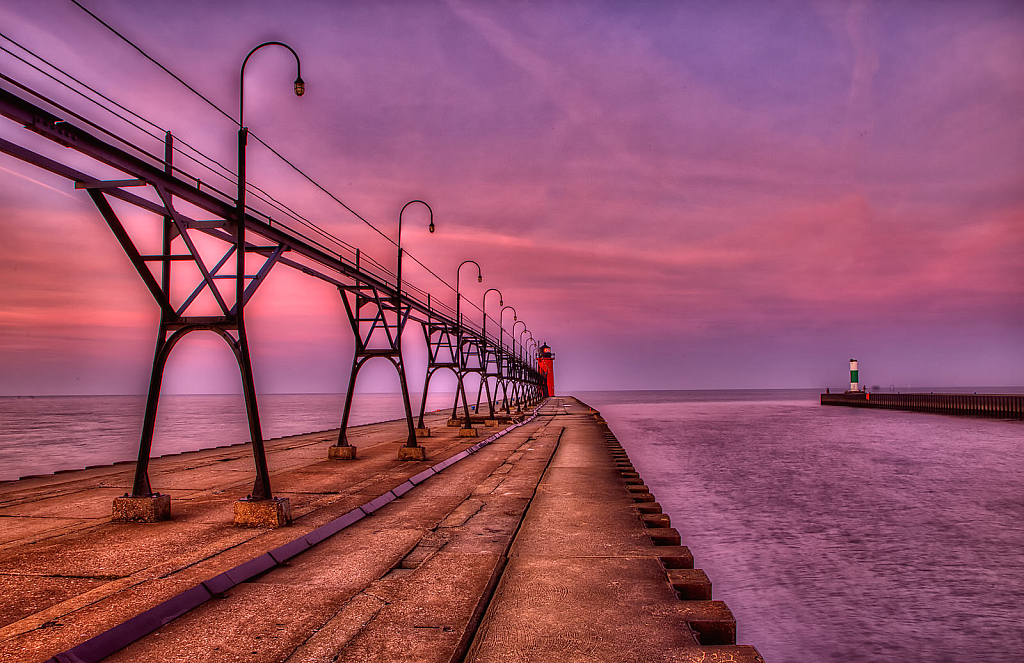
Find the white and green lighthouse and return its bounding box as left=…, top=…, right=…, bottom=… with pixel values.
left=849, top=359, right=859, bottom=392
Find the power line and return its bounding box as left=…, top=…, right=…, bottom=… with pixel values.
left=67, top=0, right=236, bottom=126
left=64, top=0, right=400, bottom=247
left=59, top=0, right=494, bottom=310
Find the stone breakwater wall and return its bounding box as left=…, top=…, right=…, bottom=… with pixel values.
left=589, top=406, right=759, bottom=653
left=821, top=392, right=1023, bottom=419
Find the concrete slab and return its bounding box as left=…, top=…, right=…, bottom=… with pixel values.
left=0, top=400, right=762, bottom=663
left=465, top=401, right=763, bottom=662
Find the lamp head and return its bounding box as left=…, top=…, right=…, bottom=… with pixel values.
left=428, top=220, right=435, bottom=233
left=477, top=275, right=482, bottom=283
left=499, top=299, right=503, bottom=306
left=294, top=76, right=305, bottom=96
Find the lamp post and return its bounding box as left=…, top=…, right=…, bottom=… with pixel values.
left=450, top=260, right=482, bottom=428
left=500, top=305, right=517, bottom=355
left=532, top=338, right=540, bottom=403
left=237, top=41, right=303, bottom=320
left=238, top=41, right=303, bottom=238
left=478, top=288, right=503, bottom=418
left=498, top=305, right=517, bottom=413
left=513, top=322, right=528, bottom=413
left=519, top=328, right=530, bottom=358
left=511, top=320, right=527, bottom=361
left=481, top=288, right=503, bottom=343
left=235, top=41, right=304, bottom=503
left=396, top=200, right=435, bottom=304
left=455, top=260, right=482, bottom=328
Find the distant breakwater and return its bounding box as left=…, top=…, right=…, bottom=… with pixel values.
left=821, top=392, right=1023, bottom=419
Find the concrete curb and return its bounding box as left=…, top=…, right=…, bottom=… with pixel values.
left=587, top=407, right=748, bottom=650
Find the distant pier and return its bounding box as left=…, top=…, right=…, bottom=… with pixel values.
left=821, top=392, right=1023, bottom=419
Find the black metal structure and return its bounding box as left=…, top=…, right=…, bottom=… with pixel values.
left=415, top=305, right=467, bottom=429
left=335, top=281, right=418, bottom=449
left=0, top=82, right=546, bottom=500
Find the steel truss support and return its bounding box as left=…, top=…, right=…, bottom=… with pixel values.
left=449, top=332, right=487, bottom=427
left=415, top=315, right=473, bottom=430
left=0, top=86, right=548, bottom=465
left=336, top=284, right=418, bottom=448
left=86, top=133, right=285, bottom=500
left=473, top=342, right=503, bottom=419
left=494, top=378, right=511, bottom=414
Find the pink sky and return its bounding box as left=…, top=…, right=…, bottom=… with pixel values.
left=1, top=0, right=1022, bottom=395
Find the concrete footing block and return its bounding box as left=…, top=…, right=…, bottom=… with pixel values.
left=657, top=547, right=695, bottom=569
left=447, top=418, right=463, bottom=427
left=631, top=493, right=656, bottom=503
left=112, top=494, right=171, bottom=522
left=398, top=445, right=427, bottom=461
left=415, top=428, right=431, bottom=437
left=677, top=600, right=737, bottom=645
left=626, top=484, right=650, bottom=494
left=636, top=502, right=662, bottom=514
left=458, top=427, right=479, bottom=438
left=667, top=569, right=712, bottom=600
left=642, top=513, right=672, bottom=528
left=649, top=527, right=682, bottom=546
left=234, top=497, right=291, bottom=528
left=484, top=419, right=499, bottom=427
left=328, top=444, right=357, bottom=460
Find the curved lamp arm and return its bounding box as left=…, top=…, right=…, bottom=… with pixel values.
left=455, top=259, right=482, bottom=326
left=239, top=41, right=303, bottom=128
left=482, top=288, right=503, bottom=342
left=396, top=200, right=434, bottom=299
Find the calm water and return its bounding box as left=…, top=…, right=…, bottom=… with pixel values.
left=578, top=389, right=1024, bottom=662
left=2, top=389, right=1022, bottom=660
left=0, top=392, right=458, bottom=481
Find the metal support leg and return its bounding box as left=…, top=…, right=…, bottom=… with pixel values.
left=130, top=329, right=171, bottom=497
left=459, top=375, right=475, bottom=430
left=417, top=367, right=437, bottom=430
left=484, top=378, right=495, bottom=419
left=336, top=356, right=367, bottom=447
left=392, top=356, right=418, bottom=447
left=235, top=326, right=272, bottom=500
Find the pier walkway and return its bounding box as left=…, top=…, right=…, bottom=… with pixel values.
left=0, top=398, right=761, bottom=662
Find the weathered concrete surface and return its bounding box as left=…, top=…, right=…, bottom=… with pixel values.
left=465, top=399, right=764, bottom=662
left=0, top=398, right=762, bottom=662
left=0, top=409, right=490, bottom=661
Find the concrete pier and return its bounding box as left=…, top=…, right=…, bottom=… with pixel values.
left=0, top=398, right=761, bottom=662
left=821, top=391, right=1024, bottom=419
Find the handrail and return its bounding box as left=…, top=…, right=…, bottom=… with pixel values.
left=0, top=84, right=542, bottom=379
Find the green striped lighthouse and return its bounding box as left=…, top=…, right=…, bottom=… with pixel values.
left=850, top=359, right=859, bottom=392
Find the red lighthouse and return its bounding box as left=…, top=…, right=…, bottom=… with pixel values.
left=537, top=343, right=555, bottom=397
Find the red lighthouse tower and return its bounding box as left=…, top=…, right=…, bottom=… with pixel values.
left=537, top=343, right=555, bottom=397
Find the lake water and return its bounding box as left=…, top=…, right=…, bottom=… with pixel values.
left=2, top=388, right=1021, bottom=660
left=0, top=391, right=459, bottom=481
left=578, top=389, right=1024, bottom=662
